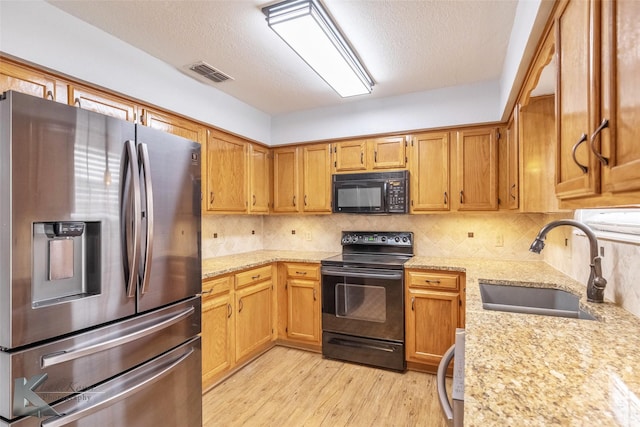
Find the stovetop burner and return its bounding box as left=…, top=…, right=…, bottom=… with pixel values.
left=322, top=231, right=414, bottom=269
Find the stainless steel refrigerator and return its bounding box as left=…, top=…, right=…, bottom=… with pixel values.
left=0, top=91, right=202, bottom=426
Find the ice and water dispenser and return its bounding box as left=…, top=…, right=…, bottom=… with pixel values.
left=32, top=221, right=101, bottom=307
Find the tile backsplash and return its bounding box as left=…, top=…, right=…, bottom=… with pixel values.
left=202, top=212, right=639, bottom=317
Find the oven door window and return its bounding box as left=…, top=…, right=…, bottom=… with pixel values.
left=335, top=283, right=386, bottom=323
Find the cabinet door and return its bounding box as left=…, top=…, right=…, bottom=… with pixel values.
left=248, top=144, right=270, bottom=214
left=555, top=0, right=599, bottom=199
left=273, top=147, right=300, bottom=213
left=599, top=0, right=640, bottom=193
left=202, top=292, right=234, bottom=389
left=506, top=109, right=519, bottom=210
left=141, top=107, right=206, bottom=144
left=456, top=127, right=499, bottom=210
left=302, top=143, right=332, bottom=213
left=205, top=130, right=247, bottom=213
left=286, top=279, right=320, bottom=343
left=335, top=140, right=367, bottom=172
left=405, top=288, right=459, bottom=366
left=410, top=132, right=450, bottom=211
left=371, top=136, right=406, bottom=169
left=0, top=61, right=57, bottom=100
left=69, top=85, right=138, bottom=122
left=235, top=280, right=273, bottom=361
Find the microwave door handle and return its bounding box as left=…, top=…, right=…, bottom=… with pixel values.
left=382, top=181, right=388, bottom=211
left=137, top=142, right=154, bottom=295
left=437, top=343, right=456, bottom=425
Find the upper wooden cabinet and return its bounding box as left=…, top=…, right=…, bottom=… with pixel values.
left=140, top=107, right=206, bottom=144
left=204, top=129, right=247, bottom=213
left=505, top=110, right=519, bottom=210
left=248, top=143, right=271, bottom=214
left=68, top=84, right=138, bottom=122
left=273, top=144, right=332, bottom=214
left=273, top=147, right=300, bottom=213
left=409, top=131, right=450, bottom=212
left=455, top=127, right=499, bottom=211
left=301, top=144, right=332, bottom=213
left=555, top=0, right=640, bottom=205
left=334, top=136, right=407, bottom=173
left=0, top=60, right=59, bottom=101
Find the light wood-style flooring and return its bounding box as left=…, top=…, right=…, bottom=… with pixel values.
left=203, top=346, right=449, bottom=427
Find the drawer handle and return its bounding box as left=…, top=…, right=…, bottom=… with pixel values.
left=251, top=274, right=261, bottom=280
left=571, top=133, right=589, bottom=174
left=227, top=303, right=232, bottom=318
left=201, top=289, right=213, bottom=295
left=590, top=118, right=610, bottom=166
left=425, top=279, right=441, bottom=284
left=295, top=271, right=307, bottom=275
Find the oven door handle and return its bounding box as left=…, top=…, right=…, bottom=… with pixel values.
left=321, top=268, right=403, bottom=280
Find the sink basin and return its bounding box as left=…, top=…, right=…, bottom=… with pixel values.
left=479, top=283, right=596, bottom=320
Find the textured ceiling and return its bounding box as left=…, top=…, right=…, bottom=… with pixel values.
left=47, top=0, right=519, bottom=116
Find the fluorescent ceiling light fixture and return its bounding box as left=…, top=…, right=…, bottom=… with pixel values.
left=262, top=0, right=374, bottom=97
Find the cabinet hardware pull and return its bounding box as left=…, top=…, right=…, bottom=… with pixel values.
left=360, top=152, right=364, bottom=164
left=253, top=194, right=256, bottom=206
left=571, top=133, right=589, bottom=174
left=210, top=192, right=214, bottom=205
left=313, top=289, right=317, bottom=301
left=295, top=271, right=307, bottom=275
left=74, top=97, right=81, bottom=108
left=292, top=195, right=296, bottom=207
left=238, top=299, right=243, bottom=312
left=374, top=151, right=377, bottom=162
left=590, top=118, right=610, bottom=166
left=444, top=192, right=448, bottom=205
left=411, top=297, right=415, bottom=311
left=425, top=279, right=441, bottom=284
left=227, top=303, right=232, bottom=318
left=510, top=184, right=517, bottom=200
left=459, top=191, right=464, bottom=204
left=304, top=195, right=308, bottom=206
left=201, top=289, right=213, bottom=295
left=46, top=90, right=54, bottom=101
left=251, top=274, right=261, bottom=280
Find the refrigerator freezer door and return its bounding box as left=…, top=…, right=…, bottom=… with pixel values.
left=0, top=297, right=200, bottom=420
left=2, top=337, right=202, bottom=427
left=0, top=91, right=136, bottom=349
left=134, top=125, right=201, bottom=313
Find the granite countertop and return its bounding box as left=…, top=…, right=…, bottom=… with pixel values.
left=203, top=252, right=640, bottom=425
left=406, top=257, right=640, bottom=426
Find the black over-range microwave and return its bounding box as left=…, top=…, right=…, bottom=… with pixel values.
left=332, top=170, right=409, bottom=214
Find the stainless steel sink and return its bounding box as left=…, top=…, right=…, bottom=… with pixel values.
left=479, top=283, right=596, bottom=320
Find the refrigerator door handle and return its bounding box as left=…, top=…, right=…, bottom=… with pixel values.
left=437, top=343, right=456, bottom=426
left=40, top=346, right=194, bottom=427
left=137, top=142, right=154, bottom=295
left=41, top=306, right=195, bottom=368
left=121, top=139, right=142, bottom=298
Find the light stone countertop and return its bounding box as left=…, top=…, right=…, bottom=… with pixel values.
left=406, top=257, right=640, bottom=426
left=203, top=252, right=640, bottom=425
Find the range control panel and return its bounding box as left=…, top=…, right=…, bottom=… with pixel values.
left=341, top=231, right=413, bottom=247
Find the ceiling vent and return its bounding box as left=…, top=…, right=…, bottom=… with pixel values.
left=187, top=61, right=233, bottom=83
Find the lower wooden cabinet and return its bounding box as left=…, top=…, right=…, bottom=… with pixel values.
left=405, top=269, right=465, bottom=372
left=282, top=263, right=321, bottom=347
left=235, top=279, right=274, bottom=361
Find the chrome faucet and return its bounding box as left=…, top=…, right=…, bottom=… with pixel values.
left=529, top=219, right=607, bottom=303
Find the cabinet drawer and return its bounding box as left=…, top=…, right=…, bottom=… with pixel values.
left=202, top=275, right=232, bottom=298
left=286, top=263, right=320, bottom=280
left=235, top=265, right=273, bottom=289
left=407, top=270, right=459, bottom=291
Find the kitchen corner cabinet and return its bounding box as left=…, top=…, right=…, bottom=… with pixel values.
left=282, top=263, right=321, bottom=347
left=334, top=136, right=407, bottom=173
left=405, top=269, right=465, bottom=372
left=68, top=84, right=139, bottom=122
left=248, top=143, right=271, bottom=214
left=234, top=265, right=276, bottom=363
left=201, top=275, right=234, bottom=391
left=455, top=127, right=499, bottom=211
left=409, top=131, right=450, bottom=212
left=555, top=0, right=640, bottom=204
left=204, top=129, right=247, bottom=213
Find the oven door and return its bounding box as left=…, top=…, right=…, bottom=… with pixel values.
left=321, top=266, right=404, bottom=341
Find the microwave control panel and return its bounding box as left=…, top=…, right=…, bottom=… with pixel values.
left=386, top=179, right=407, bottom=212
